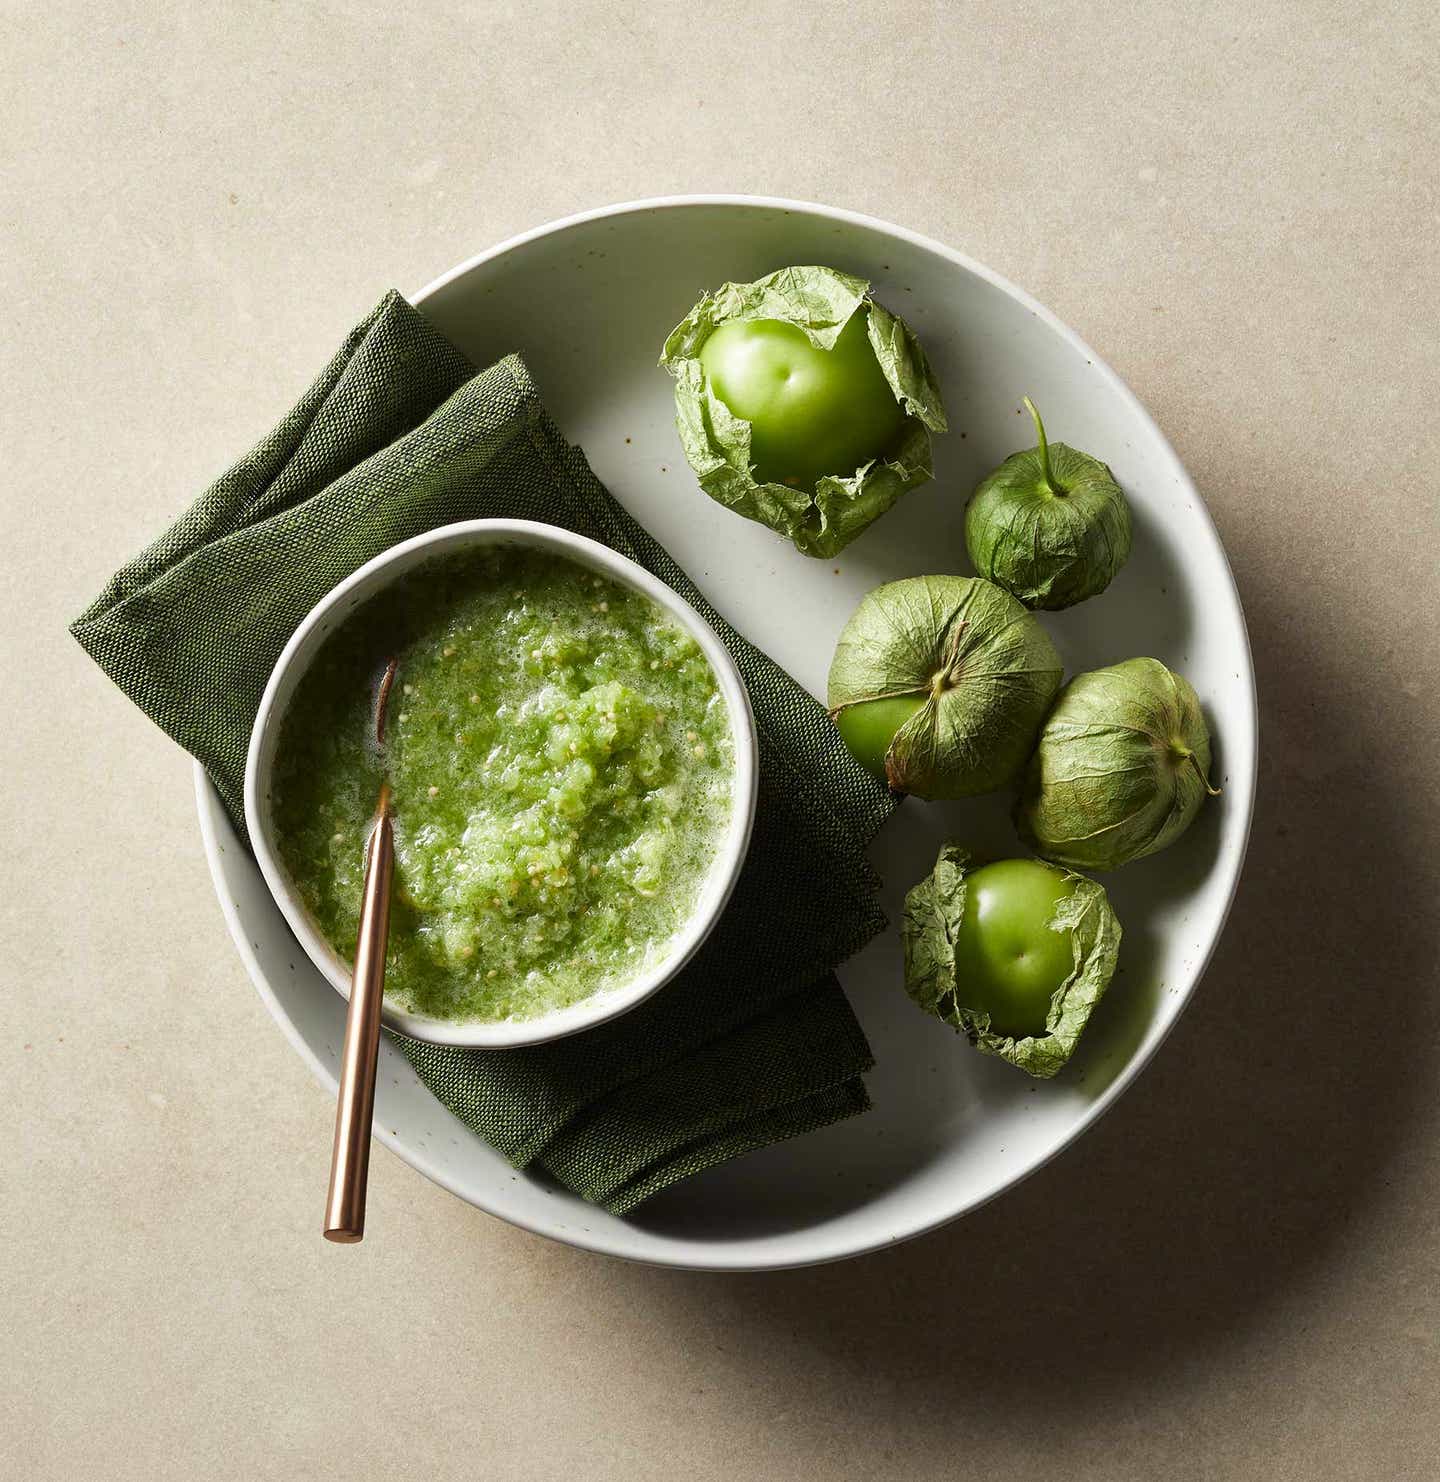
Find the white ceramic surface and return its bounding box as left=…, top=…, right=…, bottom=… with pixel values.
left=244, top=519, right=758, bottom=1048
left=198, top=195, right=1257, bottom=1269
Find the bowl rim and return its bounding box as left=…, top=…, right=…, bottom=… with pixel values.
left=242, top=516, right=760, bottom=1049
left=205, top=191, right=1258, bottom=1269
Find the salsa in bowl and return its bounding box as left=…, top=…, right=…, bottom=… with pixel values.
left=245, top=520, right=758, bottom=1048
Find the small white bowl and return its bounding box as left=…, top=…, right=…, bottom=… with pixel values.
left=244, top=518, right=759, bottom=1048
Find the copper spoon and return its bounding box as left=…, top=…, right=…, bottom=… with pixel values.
left=323, top=657, right=398, bottom=1243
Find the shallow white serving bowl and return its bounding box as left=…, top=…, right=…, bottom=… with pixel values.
left=244, top=518, right=758, bottom=1048
left=200, top=195, right=1256, bottom=1268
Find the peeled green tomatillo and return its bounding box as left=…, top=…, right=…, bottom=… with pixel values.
left=965, top=398, right=1132, bottom=610
left=948, top=859, right=1082, bottom=1038
left=902, top=845, right=1122, bottom=1078
left=827, top=575, right=1062, bottom=799
left=660, top=265, right=947, bottom=558
left=698, top=311, right=907, bottom=491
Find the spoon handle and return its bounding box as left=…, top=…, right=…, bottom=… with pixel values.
left=323, top=785, right=394, bottom=1243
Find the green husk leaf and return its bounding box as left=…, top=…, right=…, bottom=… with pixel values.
left=660, top=265, right=947, bottom=558
left=900, top=843, right=973, bottom=1019
left=827, top=576, right=1063, bottom=798
left=864, top=298, right=948, bottom=432
left=964, top=402, right=1132, bottom=610
left=1015, top=657, right=1219, bottom=870
left=661, top=264, right=871, bottom=359
left=901, top=844, right=1122, bottom=1079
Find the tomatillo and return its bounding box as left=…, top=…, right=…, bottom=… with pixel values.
left=698, top=311, right=907, bottom=490
left=965, top=397, right=1132, bottom=610
left=659, top=265, right=947, bottom=558
left=827, top=575, right=1062, bottom=799
left=901, top=844, right=1122, bottom=1079
left=946, top=858, right=1080, bottom=1038
left=1016, top=657, right=1219, bottom=870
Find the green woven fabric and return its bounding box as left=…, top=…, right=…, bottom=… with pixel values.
left=73, top=291, right=897, bottom=1214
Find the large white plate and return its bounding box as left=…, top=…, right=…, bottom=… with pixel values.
left=198, top=195, right=1256, bottom=1270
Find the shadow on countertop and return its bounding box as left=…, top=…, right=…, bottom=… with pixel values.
left=602, top=556, right=1439, bottom=1418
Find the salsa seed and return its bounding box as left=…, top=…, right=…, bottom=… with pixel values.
left=403, top=684, right=414, bottom=696
left=598, top=601, right=609, bottom=613
left=442, top=646, right=455, bottom=657
left=428, top=785, right=439, bottom=797
left=469, top=693, right=480, bottom=704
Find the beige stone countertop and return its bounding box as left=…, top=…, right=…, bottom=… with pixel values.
left=6, top=3, right=1438, bottom=1478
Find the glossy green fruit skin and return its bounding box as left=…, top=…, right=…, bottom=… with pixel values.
left=949, top=858, right=1078, bottom=1039
left=698, top=310, right=906, bottom=490
left=833, top=695, right=925, bottom=782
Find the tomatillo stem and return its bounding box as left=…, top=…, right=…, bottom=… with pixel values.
left=1174, top=744, right=1221, bottom=796
left=1024, top=396, right=1063, bottom=496
left=1188, top=751, right=1222, bottom=797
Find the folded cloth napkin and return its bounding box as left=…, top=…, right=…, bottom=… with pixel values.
left=72, top=292, right=897, bottom=1214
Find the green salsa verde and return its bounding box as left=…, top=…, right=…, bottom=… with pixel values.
left=271, top=545, right=736, bottom=1023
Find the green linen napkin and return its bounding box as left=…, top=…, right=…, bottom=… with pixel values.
left=72, top=291, right=897, bottom=1214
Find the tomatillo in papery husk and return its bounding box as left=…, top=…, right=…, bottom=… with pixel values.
left=827, top=575, right=1062, bottom=799
left=1015, top=657, right=1220, bottom=870
left=902, top=845, right=1122, bottom=1079
left=659, top=265, right=947, bottom=558
left=965, top=397, right=1132, bottom=610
